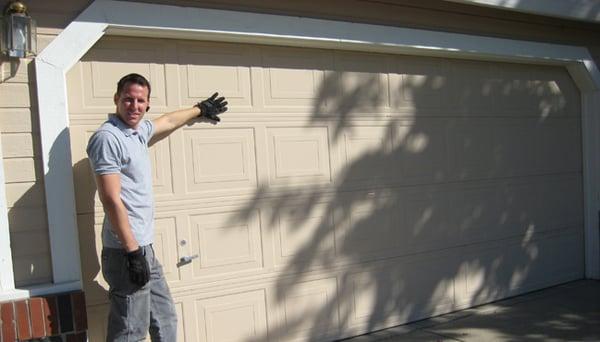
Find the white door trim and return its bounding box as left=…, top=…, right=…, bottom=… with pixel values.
left=33, top=0, right=600, bottom=289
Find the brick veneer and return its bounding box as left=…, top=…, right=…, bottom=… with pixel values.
left=0, top=291, right=87, bottom=342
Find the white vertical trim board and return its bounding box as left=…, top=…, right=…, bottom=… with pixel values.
left=35, top=20, right=107, bottom=286
left=32, top=0, right=600, bottom=294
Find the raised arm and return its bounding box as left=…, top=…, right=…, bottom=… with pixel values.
left=150, top=107, right=201, bottom=145
left=150, top=93, right=228, bottom=145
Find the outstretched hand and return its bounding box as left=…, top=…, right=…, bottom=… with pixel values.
left=197, top=92, right=228, bottom=122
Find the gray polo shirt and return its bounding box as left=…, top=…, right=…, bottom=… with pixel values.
left=87, top=115, right=155, bottom=249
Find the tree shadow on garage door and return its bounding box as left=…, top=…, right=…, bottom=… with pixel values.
left=229, top=53, right=584, bottom=341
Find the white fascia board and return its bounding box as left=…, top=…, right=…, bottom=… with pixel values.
left=33, top=0, right=600, bottom=291
left=446, top=0, right=600, bottom=24
left=90, top=0, right=600, bottom=89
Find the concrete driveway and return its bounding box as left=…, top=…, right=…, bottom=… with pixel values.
left=344, top=280, right=600, bottom=341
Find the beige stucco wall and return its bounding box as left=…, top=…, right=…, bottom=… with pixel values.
left=1, top=0, right=599, bottom=288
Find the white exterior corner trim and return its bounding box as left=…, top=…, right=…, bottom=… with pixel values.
left=33, top=0, right=600, bottom=293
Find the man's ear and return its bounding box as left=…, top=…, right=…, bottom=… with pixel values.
left=113, top=93, right=119, bottom=105
left=146, top=106, right=151, bottom=112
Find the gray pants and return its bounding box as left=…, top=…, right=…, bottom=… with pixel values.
left=102, top=245, right=177, bottom=342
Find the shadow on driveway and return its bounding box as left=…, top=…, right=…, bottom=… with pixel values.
left=344, top=280, right=600, bottom=342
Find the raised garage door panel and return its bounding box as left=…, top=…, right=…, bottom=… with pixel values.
left=68, top=37, right=584, bottom=341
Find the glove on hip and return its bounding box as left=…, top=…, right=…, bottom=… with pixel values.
left=126, top=248, right=150, bottom=287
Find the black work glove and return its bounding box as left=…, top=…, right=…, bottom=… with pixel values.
left=126, top=248, right=150, bottom=287
left=197, top=92, right=228, bottom=122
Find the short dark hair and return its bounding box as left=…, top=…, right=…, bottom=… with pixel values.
left=116, top=73, right=151, bottom=99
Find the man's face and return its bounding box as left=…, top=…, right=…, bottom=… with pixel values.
left=114, top=82, right=150, bottom=129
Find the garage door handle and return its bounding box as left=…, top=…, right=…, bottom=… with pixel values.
left=177, top=254, right=199, bottom=267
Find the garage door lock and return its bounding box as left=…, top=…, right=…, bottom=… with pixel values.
left=177, top=254, right=199, bottom=267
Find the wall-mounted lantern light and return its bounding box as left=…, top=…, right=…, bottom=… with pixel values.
left=1, top=1, right=36, bottom=58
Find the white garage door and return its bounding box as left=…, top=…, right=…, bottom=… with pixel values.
left=67, top=37, right=584, bottom=342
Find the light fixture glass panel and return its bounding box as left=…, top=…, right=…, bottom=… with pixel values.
left=1, top=13, right=36, bottom=58
left=11, top=15, right=28, bottom=57
left=27, top=14, right=35, bottom=56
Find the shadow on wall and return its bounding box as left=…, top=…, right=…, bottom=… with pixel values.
left=72, top=156, right=106, bottom=310
left=0, top=57, right=21, bottom=82
left=5, top=86, right=51, bottom=288
left=228, top=55, right=584, bottom=341
left=6, top=124, right=106, bottom=316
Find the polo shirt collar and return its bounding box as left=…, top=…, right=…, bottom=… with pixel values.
left=109, top=114, right=139, bottom=137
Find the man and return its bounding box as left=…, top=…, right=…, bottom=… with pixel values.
left=87, top=73, right=227, bottom=341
